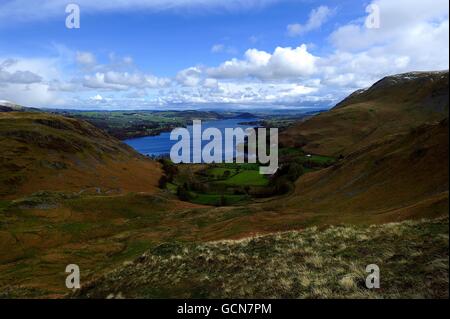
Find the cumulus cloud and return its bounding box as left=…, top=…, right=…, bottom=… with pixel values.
left=203, top=78, right=218, bottom=89
left=0, top=57, right=64, bottom=107
left=176, top=67, right=203, bottom=87
left=287, top=6, right=334, bottom=36
left=82, top=71, right=170, bottom=91
left=325, top=0, right=449, bottom=89
left=158, top=81, right=320, bottom=107
left=0, top=59, right=42, bottom=84
left=207, top=44, right=317, bottom=80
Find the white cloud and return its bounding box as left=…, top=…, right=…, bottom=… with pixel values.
left=287, top=6, right=333, bottom=36
left=0, top=83, right=62, bottom=107
left=104, top=71, right=170, bottom=88
left=211, top=44, right=238, bottom=55
left=82, top=71, right=170, bottom=91
left=158, top=81, right=320, bottom=107
left=176, top=67, right=202, bottom=87
left=203, top=78, right=218, bottom=89
left=325, top=0, right=449, bottom=89
left=211, top=44, right=225, bottom=53
left=91, top=94, right=104, bottom=101
left=0, top=59, right=45, bottom=84
left=75, top=51, right=96, bottom=66
left=207, top=44, right=317, bottom=80
left=0, top=56, right=66, bottom=107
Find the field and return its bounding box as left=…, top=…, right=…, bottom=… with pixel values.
left=75, top=217, right=449, bottom=299
left=217, top=170, right=269, bottom=186
left=166, top=163, right=270, bottom=206
left=163, top=150, right=336, bottom=207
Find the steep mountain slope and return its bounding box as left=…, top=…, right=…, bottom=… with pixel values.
left=281, top=71, right=449, bottom=157
left=274, top=118, right=448, bottom=222
left=270, top=71, right=449, bottom=222
left=0, top=111, right=162, bottom=198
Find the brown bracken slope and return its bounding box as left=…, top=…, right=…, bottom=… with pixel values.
left=272, top=71, right=449, bottom=223
left=0, top=111, right=162, bottom=199
left=280, top=71, right=449, bottom=157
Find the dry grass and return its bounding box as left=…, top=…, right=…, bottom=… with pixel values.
left=74, top=217, right=449, bottom=299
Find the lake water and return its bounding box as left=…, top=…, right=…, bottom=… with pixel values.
left=124, top=118, right=258, bottom=160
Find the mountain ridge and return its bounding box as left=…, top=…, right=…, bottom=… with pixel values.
left=280, top=70, right=449, bottom=157
left=0, top=111, right=162, bottom=198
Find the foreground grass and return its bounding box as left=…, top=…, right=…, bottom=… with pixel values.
left=75, top=217, right=449, bottom=299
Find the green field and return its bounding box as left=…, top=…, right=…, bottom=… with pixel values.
left=164, top=150, right=335, bottom=207
left=205, top=167, right=237, bottom=178
left=167, top=163, right=269, bottom=206
left=164, top=148, right=336, bottom=207
left=218, top=170, right=269, bottom=186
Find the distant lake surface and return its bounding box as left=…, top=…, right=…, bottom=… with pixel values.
left=124, top=118, right=258, bottom=159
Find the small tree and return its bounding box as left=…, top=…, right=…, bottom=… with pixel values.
left=158, top=175, right=168, bottom=189
left=219, top=195, right=228, bottom=206
left=177, top=185, right=191, bottom=201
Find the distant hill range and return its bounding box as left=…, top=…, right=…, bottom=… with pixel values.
left=54, top=109, right=258, bottom=140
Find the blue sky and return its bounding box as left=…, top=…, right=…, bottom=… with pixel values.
left=0, top=0, right=448, bottom=109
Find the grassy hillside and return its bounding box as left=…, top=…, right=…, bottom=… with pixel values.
left=268, top=71, right=449, bottom=225
left=0, top=111, right=162, bottom=198
left=265, top=118, right=449, bottom=222
left=0, top=192, right=203, bottom=298
left=73, top=217, right=448, bottom=299
left=280, top=71, right=449, bottom=157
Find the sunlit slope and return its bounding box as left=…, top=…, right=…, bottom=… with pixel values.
left=281, top=71, right=449, bottom=157
left=0, top=112, right=162, bottom=198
